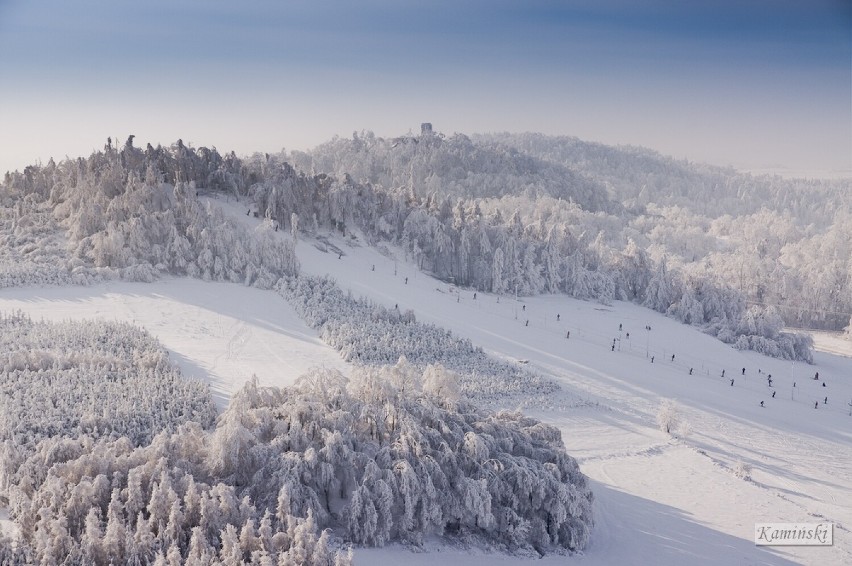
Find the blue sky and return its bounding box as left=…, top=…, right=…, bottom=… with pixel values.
left=1, top=0, right=849, bottom=175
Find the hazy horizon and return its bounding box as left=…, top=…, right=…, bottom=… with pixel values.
left=1, top=0, right=850, bottom=178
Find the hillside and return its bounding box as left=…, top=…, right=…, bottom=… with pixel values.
left=2, top=200, right=850, bottom=563
left=283, top=129, right=851, bottom=332
left=1, top=134, right=850, bottom=564
left=5, top=133, right=844, bottom=354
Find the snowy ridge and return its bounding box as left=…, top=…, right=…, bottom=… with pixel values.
left=6, top=138, right=843, bottom=357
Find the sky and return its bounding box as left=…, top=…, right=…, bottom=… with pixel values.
left=0, top=0, right=850, bottom=176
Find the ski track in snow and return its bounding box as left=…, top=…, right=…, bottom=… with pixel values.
left=1, top=197, right=850, bottom=565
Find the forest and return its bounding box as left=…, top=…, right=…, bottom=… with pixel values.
left=3, top=131, right=841, bottom=361
left=0, top=317, right=592, bottom=564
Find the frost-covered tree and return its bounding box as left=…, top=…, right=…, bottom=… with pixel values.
left=5, top=362, right=592, bottom=562
left=492, top=247, right=505, bottom=295
left=656, top=399, right=680, bottom=435
left=277, top=275, right=558, bottom=403
left=644, top=257, right=677, bottom=313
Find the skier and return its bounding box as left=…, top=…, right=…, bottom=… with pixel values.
left=405, top=277, right=408, bottom=284
left=566, top=331, right=570, bottom=339
left=651, top=356, right=655, bottom=363
left=689, top=368, right=693, bottom=375
left=822, top=382, right=826, bottom=387
left=611, top=344, right=615, bottom=352
left=815, top=401, right=819, bottom=409
left=557, top=314, right=560, bottom=321
left=522, top=305, right=526, bottom=312
left=722, top=369, right=725, bottom=378
left=619, top=323, right=623, bottom=331
left=730, top=378, right=734, bottom=386
left=671, top=354, right=675, bottom=362
left=371, top=265, right=375, bottom=271
left=814, top=372, right=819, bottom=380
left=760, top=401, right=764, bottom=407
left=824, top=396, right=828, bottom=405
left=473, top=292, right=476, bottom=299
left=246, top=209, right=250, bottom=216
left=772, top=391, right=776, bottom=398
left=742, top=367, right=746, bottom=375
left=525, top=320, right=529, bottom=327
left=768, top=377, right=773, bottom=387
left=338, top=253, right=342, bottom=259
left=626, top=332, right=630, bottom=339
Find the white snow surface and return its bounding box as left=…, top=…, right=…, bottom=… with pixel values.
left=0, top=279, right=349, bottom=410
left=286, top=229, right=852, bottom=566
left=1, top=197, right=850, bottom=564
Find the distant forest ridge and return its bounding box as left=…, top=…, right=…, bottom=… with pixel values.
left=3, top=129, right=848, bottom=360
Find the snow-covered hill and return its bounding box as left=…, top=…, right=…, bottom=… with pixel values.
left=4, top=192, right=848, bottom=563
left=283, top=224, right=852, bottom=566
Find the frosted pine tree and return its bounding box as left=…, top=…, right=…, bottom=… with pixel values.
left=492, top=247, right=506, bottom=294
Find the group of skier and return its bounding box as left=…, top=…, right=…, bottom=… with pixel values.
left=378, top=262, right=843, bottom=414
left=728, top=367, right=832, bottom=410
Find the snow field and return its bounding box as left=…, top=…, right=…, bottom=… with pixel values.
left=0, top=279, right=349, bottom=410
left=284, top=227, right=852, bottom=565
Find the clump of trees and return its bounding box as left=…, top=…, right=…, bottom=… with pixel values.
left=1, top=359, right=594, bottom=563
left=0, top=314, right=217, bottom=495
left=278, top=275, right=560, bottom=405
left=0, top=193, right=72, bottom=288
left=1, top=140, right=298, bottom=290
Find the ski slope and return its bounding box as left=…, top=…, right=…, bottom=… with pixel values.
left=2, top=196, right=850, bottom=564
left=197, top=196, right=851, bottom=565
left=285, top=229, right=852, bottom=566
